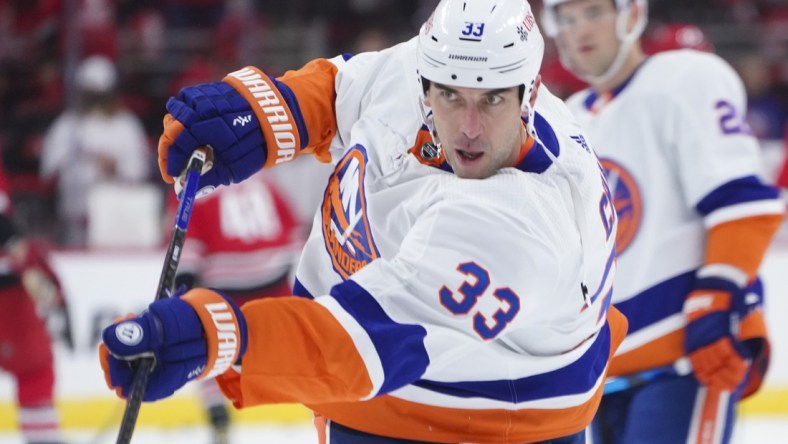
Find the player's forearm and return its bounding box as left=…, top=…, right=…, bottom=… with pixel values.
left=223, top=59, right=339, bottom=168
left=158, top=58, right=342, bottom=187
left=217, top=296, right=374, bottom=407
left=703, top=213, right=785, bottom=283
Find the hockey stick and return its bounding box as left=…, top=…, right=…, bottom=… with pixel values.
left=114, top=148, right=207, bottom=444
left=603, top=357, right=692, bottom=394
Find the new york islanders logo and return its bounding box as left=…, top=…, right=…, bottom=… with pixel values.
left=322, top=146, right=380, bottom=279
left=600, top=158, right=642, bottom=255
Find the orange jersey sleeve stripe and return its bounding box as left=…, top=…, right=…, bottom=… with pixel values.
left=307, top=307, right=628, bottom=444
left=277, top=59, right=339, bottom=163
left=215, top=297, right=373, bottom=406
left=705, top=213, right=784, bottom=281
left=610, top=329, right=684, bottom=376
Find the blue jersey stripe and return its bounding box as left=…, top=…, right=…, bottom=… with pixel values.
left=518, top=113, right=560, bottom=174
left=614, top=272, right=693, bottom=335
left=615, top=272, right=765, bottom=335
left=330, top=279, right=430, bottom=395
left=695, top=175, right=780, bottom=216
left=292, top=278, right=314, bottom=299
left=613, top=270, right=763, bottom=334
left=413, top=322, right=611, bottom=402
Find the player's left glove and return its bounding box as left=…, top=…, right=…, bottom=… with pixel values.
left=159, top=79, right=266, bottom=191
left=99, top=288, right=247, bottom=402
left=683, top=277, right=751, bottom=392
left=159, top=65, right=305, bottom=193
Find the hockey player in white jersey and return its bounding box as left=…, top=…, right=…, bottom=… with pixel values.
left=99, top=1, right=627, bottom=442
left=541, top=0, right=785, bottom=443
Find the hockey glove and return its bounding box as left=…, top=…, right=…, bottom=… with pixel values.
left=99, top=288, right=247, bottom=402
left=159, top=79, right=265, bottom=190
left=683, top=278, right=750, bottom=392
left=159, top=67, right=302, bottom=191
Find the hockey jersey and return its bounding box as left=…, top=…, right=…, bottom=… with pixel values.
left=564, top=50, right=784, bottom=381
left=172, top=172, right=302, bottom=294
left=215, top=37, right=627, bottom=443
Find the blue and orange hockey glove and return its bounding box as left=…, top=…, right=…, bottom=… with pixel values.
left=158, top=67, right=302, bottom=192
left=99, top=288, right=247, bottom=402
left=683, top=277, right=750, bottom=392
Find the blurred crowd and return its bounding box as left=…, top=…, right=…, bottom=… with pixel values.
left=0, top=0, right=786, bottom=249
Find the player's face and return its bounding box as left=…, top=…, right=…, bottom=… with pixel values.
left=425, top=83, right=524, bottom=180
left=553, top=0, right=621, bottom=78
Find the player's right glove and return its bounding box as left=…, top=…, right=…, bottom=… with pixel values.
left=158, top=67, right=302, bottom=192
left=99, top=288, right=248, bottom=401
left=683, top=277, right=751, bottom=392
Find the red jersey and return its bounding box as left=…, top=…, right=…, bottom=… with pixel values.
left=171, top=172, right=303, bottom=294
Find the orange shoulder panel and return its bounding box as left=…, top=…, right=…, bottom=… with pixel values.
left=705, top=213, right=784, bottom=281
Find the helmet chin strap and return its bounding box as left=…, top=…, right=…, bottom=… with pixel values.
left=521, top=101, right=537, bottom=140
left=418, top=98, right=444, bottom=161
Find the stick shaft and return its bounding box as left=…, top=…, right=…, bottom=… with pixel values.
left=114, top=150, right=206, bottom=444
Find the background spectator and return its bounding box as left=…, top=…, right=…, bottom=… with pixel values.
left=0, top=0, right=784, bottom=247
left=39, top=55, right=151, bottom=246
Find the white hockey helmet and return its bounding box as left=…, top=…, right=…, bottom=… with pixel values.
left=541, top=0, right=647, bottom=84
left=417, top=0, right=544, bottom=110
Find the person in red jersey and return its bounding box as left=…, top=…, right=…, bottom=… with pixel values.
left=0, top=153, right=64, bottom=444
left=169, top=169, right=303, bottom=444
